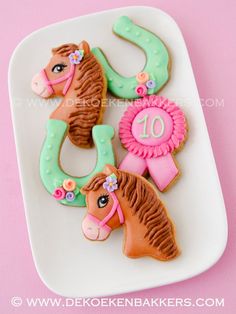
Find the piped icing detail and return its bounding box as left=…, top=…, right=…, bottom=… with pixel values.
left=65, top=191, right=76, bottom=202
left=135, top=84, right=147, bottom=97
left=134, top=72, right=156, bottom=97
left=63, top=178, right=77, bottom=191
left=103, top=173, right=118, bottom=192
left=53, top=179, right=78, bottom=202
left=146, top=80, right=156, bottom=89
left=136, top=71, right=149, bottom=84
left=53, top=187, right=66, bottom=200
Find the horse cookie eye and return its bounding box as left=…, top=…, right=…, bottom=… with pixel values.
left=97, top=195, right=109, bottom=208
left=52, top=64, right=67, bottom=73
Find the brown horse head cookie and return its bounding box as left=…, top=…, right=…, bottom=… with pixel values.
left=31, top=41, right=107, bottom=148
left=81, top=164, right=180, bottom=261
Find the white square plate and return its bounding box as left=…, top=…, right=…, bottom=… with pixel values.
left=9, top=6, right=227, bottom=297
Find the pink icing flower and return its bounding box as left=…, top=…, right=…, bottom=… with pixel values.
left=136, top=72, right=149, bottom=84
left=53, top=187, right=66, bottom=200
left=135, top=84, right=147, bottom=97
left=63, top=179, right=76, bottom=192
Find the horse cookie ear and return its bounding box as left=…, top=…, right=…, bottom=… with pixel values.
left=78, top=40, right=90, bottom=54
left=103, top=164, right=117, bottom=176
left=80, top=186, right=87, bottom=195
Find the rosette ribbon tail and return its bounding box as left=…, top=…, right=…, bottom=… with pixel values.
left=146, top=153, right=179, bottom=191
left=119, top=152, right=147, bottom=175
left=119, top=152, right=179, bottom=191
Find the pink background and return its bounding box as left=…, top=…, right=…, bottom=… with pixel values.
left=0, top=0, right=235, bottom=313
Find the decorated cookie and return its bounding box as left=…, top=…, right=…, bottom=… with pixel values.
left=81, top=165, right=179, bottom=261
left=119, top=95, right=187, bottom=191
left=92, top=16, right=170, bottom=99
left=40, top=121, right=115, bottom=207
left=31, top=41, right=107, bottom=148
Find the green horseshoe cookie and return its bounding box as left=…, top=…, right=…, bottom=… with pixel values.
left=92, top=16, right=170, bottom=99
left=40, top=119, right=115, bottom=207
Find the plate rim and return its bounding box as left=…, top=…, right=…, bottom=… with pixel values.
left=8, top=5, right=228, bottom=297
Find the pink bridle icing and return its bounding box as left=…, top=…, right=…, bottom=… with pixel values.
left=87, top=191, right=124, bottom=232
left=40, top=63, right=75, bottom=96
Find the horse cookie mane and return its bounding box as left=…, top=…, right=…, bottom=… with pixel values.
left=54, top=44, right=106, bottom=148
left=83, top=169, right=179, bottom=260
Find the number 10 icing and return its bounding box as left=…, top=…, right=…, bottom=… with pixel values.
left=119, top=95, right=187, bottom=191
left=137, top=114, right=165, bottom=139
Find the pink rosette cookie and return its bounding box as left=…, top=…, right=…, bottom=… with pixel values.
left=119, top=95, right=187, bottom=191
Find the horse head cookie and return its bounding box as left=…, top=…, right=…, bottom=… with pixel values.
left=31, top=41, right=115, bottom=207
left=81, top=165, right=179, bottom=261
left=31, top=41, right=107, bottom=148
